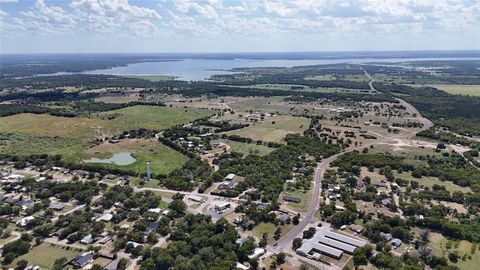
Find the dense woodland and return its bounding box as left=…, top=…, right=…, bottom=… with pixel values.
left=373, top=83, right=480, bottom=135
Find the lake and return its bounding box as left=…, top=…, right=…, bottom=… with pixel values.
left=84, top=57, right=480, bottom=81
left=84, top=152, right=136, bottom=166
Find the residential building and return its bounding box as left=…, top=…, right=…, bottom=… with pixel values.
left=80, top=234, right=94, bottom=245
left=218, top=181, right=237, bottom=190
left=73, top=253, right=94, bottom=268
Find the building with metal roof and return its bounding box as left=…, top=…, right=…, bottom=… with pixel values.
left=321, top=228, right=367, bottom=247
left=296, top=241, right=343, bottom=259
left=296, top=227, right=368, bottom=260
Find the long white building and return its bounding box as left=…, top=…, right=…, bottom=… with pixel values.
left=296, top=227, right=368, bottom=259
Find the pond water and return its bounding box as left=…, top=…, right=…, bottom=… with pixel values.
left=84, top=152, right=136, bottom=166
left=84, top=57, right=480, bottom=81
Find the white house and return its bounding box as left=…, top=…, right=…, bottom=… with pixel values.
left=16, top=216, right=35, bottom=227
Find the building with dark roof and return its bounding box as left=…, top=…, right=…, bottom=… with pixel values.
left=73, top=253, right=93, bottom=268
left=283, top=196, right=301, bottom=203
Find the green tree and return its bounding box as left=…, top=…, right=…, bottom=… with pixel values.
left=274, top=227, right=282, bottom=240
left=276, top=252, right=286, bottom=265
left=117, top=258, right=129, bottom=270
left=292, top=238, right=302, bottom=250
left=52, top=257, right=67, bottom=270
left=15, top=259, right=28, bottom=270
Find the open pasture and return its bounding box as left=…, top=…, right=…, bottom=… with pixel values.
left=428, top=84, right=480, bottom=96
left=224, top=115, right=310, bottom=143
left=0, top=113, right=101, bottom=139
left=97, top=105, right=214, bottom=134
left=0, top=106, right=212, bottom=139
left=0, top=106, right=208, bottom=172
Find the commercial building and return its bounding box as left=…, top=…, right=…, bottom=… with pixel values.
left=283, top=196, right=301, bottom=203
left=296, top=227, right=368, bottom=260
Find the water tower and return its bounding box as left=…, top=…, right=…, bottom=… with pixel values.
left=146, top=161, right=151, bottom=181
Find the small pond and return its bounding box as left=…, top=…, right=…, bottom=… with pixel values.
left=84, top=152, right=136, bottom=166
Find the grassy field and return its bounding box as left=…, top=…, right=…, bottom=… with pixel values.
left=0, top=106, right=212, bottom=138
left=85, top=139, right=188, bottom=175
left=0, top=113, right=100, bottom=138
left=97, top=105, right=213, bottom=134
left=94, top=94, right=140, bottom=104
left=430, top=232, right=479, bottom=270
left=250, top=223, right=294, bottom=244
left=14, top=243, right=80, bottom=270
left=394, top=171, right=471, bottom=193
left=428, top=84, right=480, bottom=96
left=0, top=106, right=209, bottom=173
left=213, top=139, right=274, bottom=156
left=225, top=115, right=310, bottom=143
left=0, top=132, right=90, bottom=161
left=281, top=189, right=311, bottom=212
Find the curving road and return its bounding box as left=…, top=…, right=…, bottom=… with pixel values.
left=268, top=72, right=434, bottom=253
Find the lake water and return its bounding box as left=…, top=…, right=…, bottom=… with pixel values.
left=84, top=57, right=480, bottom=81
left=84, top=152, right=136, bottom=166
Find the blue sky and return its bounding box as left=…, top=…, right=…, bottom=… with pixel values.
left=1, top=0, right=479, bottom=53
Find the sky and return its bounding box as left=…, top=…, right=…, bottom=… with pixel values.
left=0, top=0, right=479, bottom=53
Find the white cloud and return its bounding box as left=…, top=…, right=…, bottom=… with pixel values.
left=69, top=0, right=162, bottom=37
left=7, top=0, right=76, bottom=35
left=1, top=0, right=479, bottom=51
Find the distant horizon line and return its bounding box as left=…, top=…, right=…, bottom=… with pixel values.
left=2, top=49, right=480, bottom=56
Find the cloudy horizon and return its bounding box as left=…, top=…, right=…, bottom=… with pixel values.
left=1, top=0, right=479, bottom=54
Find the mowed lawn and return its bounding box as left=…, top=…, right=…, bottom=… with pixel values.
left=85, top=139, right=188, bottom=175
left=428, top=84, right=480, bottom=96
left=225, top=115, right=310, bottom=143
left=14, top=243, right=80, bottom=270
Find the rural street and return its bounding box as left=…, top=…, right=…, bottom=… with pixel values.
left=269, top=153, right=338, bottom=252
left=269, top=89, right=433, bottom=253
left=268, top=139, right=389, bottom=253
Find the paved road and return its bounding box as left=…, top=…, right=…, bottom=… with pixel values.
left=361, top=66, right=433, bottom=129
left=361, top=66, right=379, bottom=94
left=269, top=139, right=388, bottom=253
left=395, top=98, right=433, bottom=129
left=269, top=77, right=434, bottom=253
left=270, top=153, right=338, bottom=252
